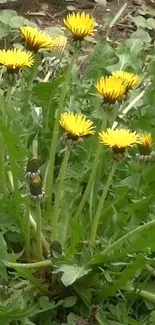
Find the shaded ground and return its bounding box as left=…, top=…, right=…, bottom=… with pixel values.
left=0, top=0, right=144, bottom=40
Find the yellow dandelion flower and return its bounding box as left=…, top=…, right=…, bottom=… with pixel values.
left=63, top=12, right=96, bottom=40
left=59, top=112, right=95, bottom=140
left=0, top=49, right=34, bottom=72
left=112, top=71, right=140, bottom=90
left=99, top=128, right=141, bottom=153
left=95, top=76, right=126, bottom=104
left=138, top=132, right=153, bottom=156
left=20, top=26, right=64, bottom=52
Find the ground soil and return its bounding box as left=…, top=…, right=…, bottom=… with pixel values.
left=0, top=0, right=145, bottom=40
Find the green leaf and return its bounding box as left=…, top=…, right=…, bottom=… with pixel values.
left=131, top=29, right=151, bottom=43
left=0, top=24, right=10, bottom=38
left=38, top=296, right=55, bottom=311
left=45, top=26, right=64, bottom=36
left=128, top=317, right=143, bottom=325
left=125, top=38, right=143, bottom=55
left=67, top=313, right=80, bottom=325
left=74, top=287, right=91, bottom=309
left=117, top=174, right=140, bottom=190
left=21, top=319, right=36, bottom=325
left=34, top=76, right=64, bottom=105
left=132, top=16, right=147, bottom=28
left=146, top=17, right=155, bottom=29
left=56, top=264, right=91, bottom=287
left=9, top=268, right=50, bottom=296
left=0, top=122, right=26, bottom=160
left=10, top=16, right=36, bottom=28
left=63, top=296, right=77, bottom=308
left=0, top=233, right=8, bottom=280
left=101, top=255, right=146, bottom=299
left=0, top=10, right=17, bottom=24
left=87, top=41, right=117, bottom=79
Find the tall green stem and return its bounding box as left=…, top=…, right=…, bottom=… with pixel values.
left=6, top=83, right=12, bottom=107
left=124, top=286, right=155, bottom=304
left=61, top=211, right=70, bottom=247
left=52, top=147, right=70, bottom=241
left=9, top=155, right=22, bottom=226
left=44, top=52, right=77, bottom=212
left=29, top=211, right=50, bottom=256
left=0, top=135, right=6, bottom=195
left=6, top=260, right=52, bottom=269
left=0, top=84, right=12, bottom=196
left=90, top=160, right=117, bottom=246
left=36, top=202, right=43, bottom=260
left=74, top=113, right=108, bottom=222
left=24, top=197, right=31, bottom=261
left=22, top=54, right=40, bottom=119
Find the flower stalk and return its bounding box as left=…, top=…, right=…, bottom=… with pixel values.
left=74, top=113, right=108, bottom=222
left=0, top=84, right=12, bottom=196
left=36, top=201, right=43, bottom=260
left=90, top=160, right=117, bottom=246
left=0, top=135, right=6, bottom=195
left=5, top=260, right=52, bottom=269
left=52, top=147, right=71, bottom=241
left=24, top=197, right=31, bottom=261
left=124, top=286, right=155, bottom=304
left=44, top=51, right=77, bottom=211
left=29, top=212, right=50, bottom=255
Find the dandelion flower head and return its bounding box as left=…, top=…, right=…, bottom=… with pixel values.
left=60, top=112, right=95, bottom=140
left=0, top=49, right=34, bottom=72
left=20, top=26, right=63, bottom=51
left=112, top=71, right=140, bottom=90
left=63, top=12, right=96, bottom=40
left=138, top=132, right=153, bottom=155
left=95, top=76, right=126, bottom=104
left=99, top=128, right=141, bottom=152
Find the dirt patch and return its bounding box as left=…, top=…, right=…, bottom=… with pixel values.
left=0, top=0, right=143, bottom=40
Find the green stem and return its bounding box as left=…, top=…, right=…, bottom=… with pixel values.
left=74, top=113, right=108, bottom=222
left=6, top=83, right=12, bottom=108
left=22, top=54, right=40, bottom=119
left=44, top=52, right=77, bottom=212
left=124, top=286, right=155, bottom=304
left=98, top=219, right=155, bottom=259
left=29, top=211, right=50, bottom=256
left=5, top=260, right=52, bottom=269
left=0, top=84, right=12, bottom=196
left=61, top=211, right=70, bottom=247
left=45, top=90, right=55, bottom=133
left=90, top=160, right=117, bottom=246
left=0, top=135, right=6, bottom=195
left=28, top=54, right=40, bottom=89
left=52, top=147, right=70, bottom=241
left=4, top=84, right=22, bottom=224
left=9, top=156, right=22, bottom=226
left=36, top=202, right=43, bottom=260
left=32, top=136, right=38, bottom=157
left=24, top=197, right=31, bottom=261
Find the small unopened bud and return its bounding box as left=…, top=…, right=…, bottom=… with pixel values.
left=29, top=175, right=44, bottom=201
